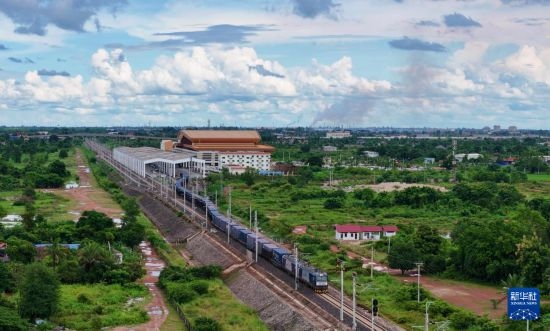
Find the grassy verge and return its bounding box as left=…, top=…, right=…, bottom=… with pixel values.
left=178, top=279, right=269, bottom=331
left=160, top=298, right=187, bottom=331
left=53, top=283, right=149, bottom=330
left=136, top=213, right=186, bottom=268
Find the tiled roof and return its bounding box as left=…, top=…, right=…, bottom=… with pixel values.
left=335, top=224, right=399, bottom=233
left=180, top=130, right=261, bottom=142
left=383, top=225, right=399, bottom=232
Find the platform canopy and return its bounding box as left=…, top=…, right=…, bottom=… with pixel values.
left=113, top=146, right=205, bottom=177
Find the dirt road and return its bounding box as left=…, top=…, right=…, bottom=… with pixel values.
left=53, top=150, right=123, bottom=219
left=336, top=245, right=506, bottom=319
left=111, top=241, right=168, bottom=331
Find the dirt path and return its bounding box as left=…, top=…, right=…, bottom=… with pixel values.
left=346, top=246, right=507, bottom=319
left=111, top=241, right=168, bottom=331
left=51, top=149, right=124, bottom=220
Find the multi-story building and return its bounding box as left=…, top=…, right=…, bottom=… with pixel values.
left=326, top=131, right=351, bottom=139
left=176, top=130, right=275, bottom=171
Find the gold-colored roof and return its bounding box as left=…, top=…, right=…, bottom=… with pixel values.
left=179, top=130, right=260, bottom=142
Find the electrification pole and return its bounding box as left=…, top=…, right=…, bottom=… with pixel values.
left=294, top=244, right=298, bottom=291
left=254, top=210, right=258, bottom=263
left=192, top=185, right=195, bottom=221
left=228, top=186, right=232, bottom=218
left=226, top=221, right=230, bottom=244
left=351, top=272, right=357, bottom=331
left=370, top=243, right=374, bottom=279
left=340, top=261, right=344, bottom=321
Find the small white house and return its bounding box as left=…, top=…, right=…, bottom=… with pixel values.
left=424, top=157, right=435, bottom=165
left=454, top=153, right=483, bottom=162
left=335, top=224, right=399, bottom=241
left=363, top=151, right=379, bottom=158
left=323, top=146, right=338, bottom=152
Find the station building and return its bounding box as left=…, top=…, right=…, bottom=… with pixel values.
left=174, top=130, right=275, bottom=171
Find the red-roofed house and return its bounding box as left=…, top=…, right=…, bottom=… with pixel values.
left=335, top=224, right=399, bottom=241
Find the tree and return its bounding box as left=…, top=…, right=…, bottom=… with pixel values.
left=5, top=238, right=36, bottom=264
left=451, top=218, right=528, bottom=281
left=307, top=155, right=323, bottom=167
left=118, top=221, right=146, bottom=248
left=324, top=198, right=344, bottom=209
left=76, top=211, right=115, bottom=243
left=388, top=235, right=421, bottom=275
left=516, top=234, right=550, bottom=286
left=121, top=198, right=140, bottom=222
left=48, top=159, right=69, bottom=178
left=58, top=149, right=68, bottom=158
left=78, top=242, right=114, bottom=283
left=21, top=203, right=36, bottom=231
left=19, top=263, right=60, bottom=319
left=412, top=225, right=447, bottom=274
left=0, top=262, right=15, bottom=293
left=241, top=168, right=256, bottom=187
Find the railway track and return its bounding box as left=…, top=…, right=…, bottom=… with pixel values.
left=85, top=139, right=403, bottom=331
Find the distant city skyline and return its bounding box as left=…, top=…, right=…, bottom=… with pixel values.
left=0, top=0, right=549, bottom=128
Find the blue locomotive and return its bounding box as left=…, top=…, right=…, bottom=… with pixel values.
left=175, top=178, right=328, bottom=293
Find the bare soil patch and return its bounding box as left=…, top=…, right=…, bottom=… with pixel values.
left=51, top=150, right=123, bottom=220
left=361, top=253, right=506, bottom=319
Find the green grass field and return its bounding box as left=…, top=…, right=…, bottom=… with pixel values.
left=527, top=173, right=550, bottom=182
left=53, top=284, right=150, bottom=330
left=179, top=279, right=269, bottom=331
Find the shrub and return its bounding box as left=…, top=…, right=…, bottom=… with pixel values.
left=0, top=306, right=28, bottom=331
left=77, top=293, right=91, bottom=304
left=190, top=280, right=210, bottom=295
left=194, top=317, right=221, bottom=331
left=93, top=305, right=104, bottom=315
left=166, top=282, right=196, bottom=304
left=324, top=198, right=344, bottom=209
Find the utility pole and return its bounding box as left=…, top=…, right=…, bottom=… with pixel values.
left=352, top=272, right=357, bottom=331
left=340, top=260, right=344, bottom=322
left=254, top=210, right=258, bottom=263
left=425, top=301, right=433, bottom=331
left=249, top=204, right=252, bottom=228
left=415, top=262, right=424, bottom=302
left=294, top=244, right=299, bottom=291
left=215, top=190, right=218, bottom=206
left=388, top=236, right=391, bottom=254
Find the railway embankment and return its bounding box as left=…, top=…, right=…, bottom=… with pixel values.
left=114, top=177, right=322, bottom=330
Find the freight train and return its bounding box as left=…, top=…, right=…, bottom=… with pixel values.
left=175, top=178, right=328, bottom=293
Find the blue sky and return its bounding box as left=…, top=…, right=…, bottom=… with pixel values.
left=0, top=0, right=549, bottom=128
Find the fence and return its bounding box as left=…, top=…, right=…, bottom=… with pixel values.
left=171, top=299, right=194, bottom=331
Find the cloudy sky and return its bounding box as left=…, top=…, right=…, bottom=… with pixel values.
left=0, top=0, right=549, bottom=128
